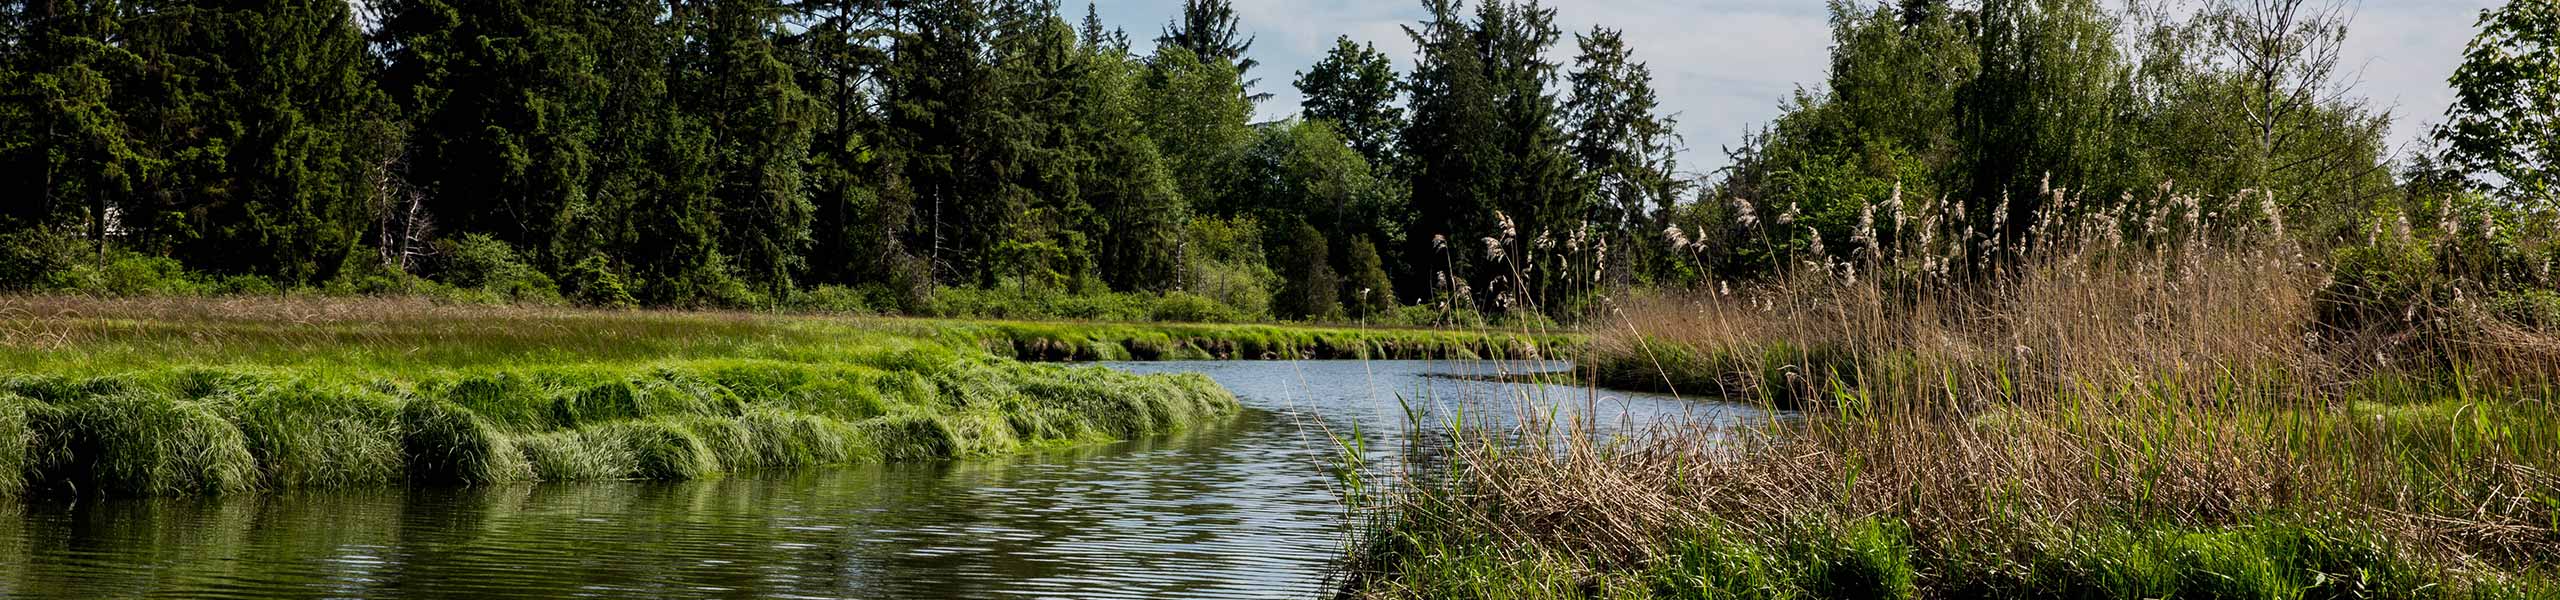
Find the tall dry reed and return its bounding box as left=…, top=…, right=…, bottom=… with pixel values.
left=1344, top=186, right=2560, bottom=598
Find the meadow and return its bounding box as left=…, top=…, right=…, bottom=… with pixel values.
left=1338, top=190, right=2560, bottom=598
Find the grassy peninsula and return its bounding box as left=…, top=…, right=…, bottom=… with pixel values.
left=0, top=297, right=1260, bottom=497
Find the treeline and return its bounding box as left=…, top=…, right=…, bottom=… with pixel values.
left=0, top=0, right=1681, bottom=322
left=1681, top=0, right=2555, bottom=285
left=2, top=0, right=2551, bottom=323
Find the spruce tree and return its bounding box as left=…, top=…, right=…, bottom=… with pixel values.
left=103, top=0, right=391, bottom=283
left=0, top=0, right=150, bottom=257
left=376, top=0, right=606, bottom=271
left=1156, top=0, right=1261, bottom=102
left=677, top=0, right=817, bottom=298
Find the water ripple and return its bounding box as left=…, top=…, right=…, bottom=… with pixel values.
left=0, top=360, right=1755, bottom=599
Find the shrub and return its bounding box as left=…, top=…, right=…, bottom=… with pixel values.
left=788, top=284, right=869, bottom=315
left=2489, top=289, right=2560, bottom=328
left=46, top=253, right=214, bottom=297
left=1342, top=236, right=1396, bottom=320
left=1271, top=222, right=1343, bottom=321
left=2318, top=241, right=2440, bottom=334
left=1376, top=303, right=1486, bottom=328
left=434, top=234, right=559, bottom=303
left=0, top=229, right=82, bottom=290
left=695, top=257, right=770, bottom=310
left=1148, top=292, right=1243, bottom=323
left=1185, top=216, right=1279, bottom=319
left=212, top=274, right=280, bottom=296
left=560, top=255, right=637, bottom=309
left=323, top=257, right=428, bottom=296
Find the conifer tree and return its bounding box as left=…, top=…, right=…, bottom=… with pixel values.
left=94, top=0, right=390, bottom=282
left=1156, top=0, right=1261, bottom=102
left=677, top=0, right=818, bottom=298
left=375, top=0, right=605, bottom=271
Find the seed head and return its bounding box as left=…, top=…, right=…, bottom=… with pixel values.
left=1854, top=203, right=1880, bottom=259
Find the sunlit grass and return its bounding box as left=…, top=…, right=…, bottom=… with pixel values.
left=0, top=296, right=1287, bottom=497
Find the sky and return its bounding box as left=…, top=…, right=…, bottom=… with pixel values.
left=1091, top=0, right=2500, bottom=179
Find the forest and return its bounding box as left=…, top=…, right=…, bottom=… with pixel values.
left=2, top=0, right=2554, bottom=326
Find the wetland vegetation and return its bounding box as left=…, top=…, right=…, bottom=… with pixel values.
left=0, top=297, right=1259, bottom=497
left=7, top=0, right=2560, bottom=596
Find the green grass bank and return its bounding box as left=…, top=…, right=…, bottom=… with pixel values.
left=912, top=319, right=1574, bottom=363
left=0, top=296, right=1269, bottom=497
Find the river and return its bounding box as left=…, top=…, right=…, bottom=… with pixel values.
left=0, top=360, right=1759, bottom=599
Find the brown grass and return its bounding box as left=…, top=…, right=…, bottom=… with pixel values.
left=1346, top=189, right=2560, bottom=597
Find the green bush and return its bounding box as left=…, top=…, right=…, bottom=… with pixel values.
left=1184, top=216, right=1279, bottom=319
left=1375, top=303, right=1486, bottom=328
left=1342, top=236, right=1396, bottom=320
left=2488, top=289, right=2560, bottom=329
left=560, top=255, right=637, bottom=308
left=925, top=282, right=1263, bottom=324
left=1148, top=292, right=1245, bottom=323
left=212, top=274, right=280, bottom=295
left=46, top=253, right=215, bottom=297
left=787, top=284, right=870, bottom=314
left=0, top=230, right=82, bottom=290
left=322, top=255, right=430, bottom=296
left=434, top=234, right=559, bottom=303
left=2318, top=241, right=2441, bottom=334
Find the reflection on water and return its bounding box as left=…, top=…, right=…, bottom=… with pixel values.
left=0, top=361, right=1758, bottom=599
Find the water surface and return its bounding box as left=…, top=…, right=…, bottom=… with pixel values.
left=0, top=360, right=1756, bottom=599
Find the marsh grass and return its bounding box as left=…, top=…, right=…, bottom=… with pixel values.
left=1340, top=189, right=2560, bottom=598
left=0, top=297, right=1253, bottom=497
left=918, top=319, right=1571, bottom=363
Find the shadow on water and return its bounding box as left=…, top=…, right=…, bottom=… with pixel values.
left=0, top=361, right=1760, bottom=599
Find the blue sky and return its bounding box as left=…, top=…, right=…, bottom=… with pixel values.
left=1090, top=0, right=2499, bottom=177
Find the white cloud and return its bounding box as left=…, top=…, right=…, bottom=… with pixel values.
left=1097, top=0, right=2495, bottom=176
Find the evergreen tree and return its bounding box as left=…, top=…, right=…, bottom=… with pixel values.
left=5, top=0, right=390, bottom=284
left=1271, top=220, right=1341, bottom=321
left=1399, top=0, right=1501, bottom=301
left=883, top=0, right=1004, bottom=284
left=677, top=0, right=818, bottom=298
left=1399, top=0, right=1577, bottom=307
left=0, top=0, right=150, bottom=255
left=1564, top=26, right=1683, bottom=279
left=375, top=0, right=606, bottom=271
left=985, top=5, right=1092, bottom=288
left=1295, top=36, right=1404, bottom=173
left=1075, top=27, right=1187, bottom=291
left=1156, top=0, right=1261, bottom=102
left=789, top=0, right=917, bottom=295
left=588, top=0, right=725, bottom=305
